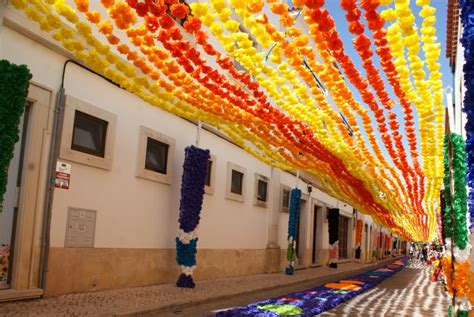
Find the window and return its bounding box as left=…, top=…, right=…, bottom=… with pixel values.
left=225, top=162, right=246, bottom=202
left=205, top=160, right=212, bottom=187
left=136, top=126, right=175, bottom=184
left=145, top=138, right=169, bottom=174
left=231, top=170, right=244, bottom=195
left=283, top=189, right=290, bottom=208
left=71, top=111, right=108, bottom=157
left=281, top=185, right=291, bottom=212
left=257, top=180, right=267, bottom=202
left=254, top=173, right=269, bottom=208
left=204, top=154, right=216, bottom=195
left=60, top=96, right=117, bottom=170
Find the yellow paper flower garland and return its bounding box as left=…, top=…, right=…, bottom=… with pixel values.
left=381, top=0, right=444, bottom=240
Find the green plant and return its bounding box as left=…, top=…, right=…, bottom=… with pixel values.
left=0, top=60, right=32, bottom=212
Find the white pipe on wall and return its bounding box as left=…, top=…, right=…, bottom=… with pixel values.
left=446, top=88, right=455, bottom=132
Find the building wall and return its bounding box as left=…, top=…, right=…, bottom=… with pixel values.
left=1, top=18, right=383, bottom=296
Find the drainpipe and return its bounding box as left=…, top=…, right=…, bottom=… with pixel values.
left=38, top=61, right=68, bottom=291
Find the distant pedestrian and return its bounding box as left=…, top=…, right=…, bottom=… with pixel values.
left=422, top=245, right=428, bottom=263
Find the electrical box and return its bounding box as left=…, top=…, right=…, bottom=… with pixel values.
left=65, top=207, right=96, bottom=248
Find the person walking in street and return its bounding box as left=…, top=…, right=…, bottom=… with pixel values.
left=421, top=245, right=428, bottom=264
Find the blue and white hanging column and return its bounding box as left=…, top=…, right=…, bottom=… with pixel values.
left=176, top=121, right=210, bottom=288
left=285, top=172, right=302, bottom=275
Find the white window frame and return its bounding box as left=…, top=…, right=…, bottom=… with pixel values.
left=60, top=95, right=116, bottom=170
left=136, top=126, right=175, bottom=185
left=204, top=154, right=216, bottom=195
left=253, top=173, right=269, bottom=208
left=225, top=162, right=246, bottom=202
left=280, top=184, right=291, bottom=213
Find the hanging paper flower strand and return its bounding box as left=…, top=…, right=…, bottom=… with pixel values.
left=176, top=145, right=210, bottom=288
left=286, top=188, right=301, bottom=275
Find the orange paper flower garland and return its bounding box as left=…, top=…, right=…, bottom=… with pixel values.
left=124, top=16, right=334, bottom=177
left=111, top=0, right=386, bottom=205
left=303, top=7, right=425, bottom=230
left=358, top=0, right=425, bottom=216
left=75, top=0, right=315, bottom=173
left=338, top=0, right=424, bottom=218
left=25, top=0, right=304, bottom=177
left=251, top=5, right=412, bottom=215
left=203, top=2, right=398, bottom=223
left=246, top=19, right=412, bottom=228
left=255, top=2, right=419, bottom=233
left=120, top=1, right=323, bottom=163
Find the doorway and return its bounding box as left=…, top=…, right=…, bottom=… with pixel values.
left=338, top=216, right=349, bottom=259
left=0, top=102, right=30, bottom=289
left=367, top=226, right=374, bottom=262
left=364, top=224, right=369, bottom=262
left=311, top=205, right=322, bottom=265
left=295, top=198, right=307, bottom=265
left=0, top=83, right=51, bottom=301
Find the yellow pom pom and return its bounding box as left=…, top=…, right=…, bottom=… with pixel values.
left=415, top=0, right=430, bottom=6
left=380, top=9, right=396, bottom=21
left=201, top=14, right=215, bottom=27
left=229, top=0, right=245, bottom=9
left=211, top=0, right=227, bottom=12
left=224, top=20, right=240, bottom=33
left=419, top=5, right=435, bottom=18
left=189, top=3, right=208, bottom=17
left=218, top=8, right=232, bottom=21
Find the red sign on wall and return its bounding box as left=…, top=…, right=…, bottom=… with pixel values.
left=55, top=161, right=71, bottom=190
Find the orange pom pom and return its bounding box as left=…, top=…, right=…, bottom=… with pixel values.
left=170, top=3, right=189, bottom=20
left=280, top=13, right=294, bottom=27
left=292, top=0, right=307, bottom=7
left=85, top=11, right=101, bottom=23
left=247, top=0, right=264, bottom=14
left=117, top=44, right=130, bottom=54
left=74, top=0, right=89, bottom=13
left=183, top=16, right=202, bottom=34
left=98, top=20, right=113, bottom=35
left=101, top=0, right=115, bottom=8
left=270, top=3, right=288, bottom=15
left=306, top=0, right=324, bottom=9
left=107, top=35, right=120, bottom=45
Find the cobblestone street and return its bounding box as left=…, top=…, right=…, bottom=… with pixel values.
left=320, top=261, right=448, bottom=316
